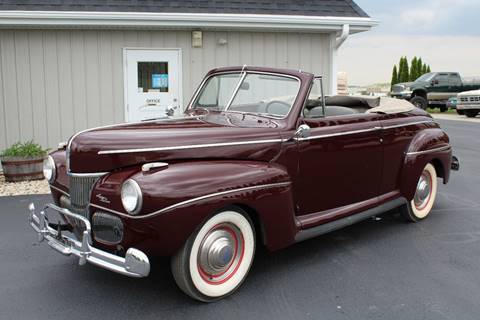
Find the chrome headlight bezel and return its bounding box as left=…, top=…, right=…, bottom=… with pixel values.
left=43, top=155, right=56, bottom=183
left=121, top=179, right=143, bottom=215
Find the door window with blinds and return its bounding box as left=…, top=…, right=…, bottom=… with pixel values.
left=137, top=62, right=169, bottom=93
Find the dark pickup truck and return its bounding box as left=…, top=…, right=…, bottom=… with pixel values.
left=390, top=72, right=480, bottom=111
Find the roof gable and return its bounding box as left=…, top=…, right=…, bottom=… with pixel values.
left=0, top=0, right=369, bottom=18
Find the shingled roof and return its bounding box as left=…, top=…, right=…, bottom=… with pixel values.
left=0, top=0, right=369, bottom=18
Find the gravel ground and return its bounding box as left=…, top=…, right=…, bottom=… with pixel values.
left=0, top=174, right=50, bottom=197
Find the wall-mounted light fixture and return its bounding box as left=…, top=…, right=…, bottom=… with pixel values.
left=218, top=38, right=228, bottom=45
left=192, top=30, right=203, bottom=48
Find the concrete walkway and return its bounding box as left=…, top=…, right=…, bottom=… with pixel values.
left=432, top=113, right=479, bottom=123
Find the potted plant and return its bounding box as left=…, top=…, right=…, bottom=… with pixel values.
left=0, top=141, right=49, bottom=182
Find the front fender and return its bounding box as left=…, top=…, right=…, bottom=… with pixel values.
left=90, top=161, right=297, bottom=256
left=400, top=128, right=452, bottom=200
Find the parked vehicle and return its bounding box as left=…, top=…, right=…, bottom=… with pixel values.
left=391, top=72, right=480, bottom=111
left=29, top=66, right=459, bottom=302
left=457, top=89, right=480, bottom=118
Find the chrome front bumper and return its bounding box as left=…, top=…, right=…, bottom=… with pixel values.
left=28, top=203, right=150, bottom=278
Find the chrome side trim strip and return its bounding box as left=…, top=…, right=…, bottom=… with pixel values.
left=297, top=127, right=379, bottom=141
left=406, top=145, right=451, bottom=156
left=297, top=119, right=434, bottom=141
left=97, top=120, right=435, bottom=154
left=382, top=120, right=434, bottom=130
left=90, top=181, right=291, bottom=219
left=98, top=138, right=285, bottom=155
left=49, top=184, right=70, bottom=197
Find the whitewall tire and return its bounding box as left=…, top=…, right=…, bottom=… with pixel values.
left=402, top=163, right=438, bottom=222
left=171, top=208, right=256, bottom=302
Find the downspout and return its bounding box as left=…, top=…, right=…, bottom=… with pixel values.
left=336, top=24, right=350, bottom=49
left=329, top=24, right=350, bottom=95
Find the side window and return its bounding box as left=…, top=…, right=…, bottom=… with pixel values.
left=448, top=73, right=461, bottom=85
left=434, top=73, right=449, bottom=84
left=304, top=78, right=324, bottom=118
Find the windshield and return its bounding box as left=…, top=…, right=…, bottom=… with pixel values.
left=416, top=73, right=435, bottom=82
left=191, top=72, right=300, bottom=118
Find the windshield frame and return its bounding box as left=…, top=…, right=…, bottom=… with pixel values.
left=188, top=70, right=302, bottom=120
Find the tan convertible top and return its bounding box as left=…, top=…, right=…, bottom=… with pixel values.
left=367, top=97, right=415, bottom=114
left=324, top=95, right=415, bottom=114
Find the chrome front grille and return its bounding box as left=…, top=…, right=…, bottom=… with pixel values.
left=460, top=96, right=480, bottom=103
left=392, top=84, right=405, bottom=93
left=68, top=174, right=101, bottom=216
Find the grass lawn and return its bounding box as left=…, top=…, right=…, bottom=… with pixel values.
left=426, top=107, right=457, bottom=114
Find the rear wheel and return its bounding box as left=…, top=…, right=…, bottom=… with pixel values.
left=456, top=109, right=465, bottom=115
left=465, top=110, right=479, bottom=118
left=401, top=163, right=438, bottom=222
left=439, top=105, right=447, bottom=113
left=410, top=96, right=428, bottom=110
left=171, top=208, right=256, bottom=302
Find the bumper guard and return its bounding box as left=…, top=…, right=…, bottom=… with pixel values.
left=28, top=203, right=150, bottom=278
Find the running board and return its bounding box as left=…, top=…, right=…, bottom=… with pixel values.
left=294, top=197, right=407, bottom=243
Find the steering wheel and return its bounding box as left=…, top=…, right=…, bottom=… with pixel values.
left=265, top=100, right=291, bottom=116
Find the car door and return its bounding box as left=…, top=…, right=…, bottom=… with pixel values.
left=428, top=73, right=449, bottom=101
left=295, top=112, right=383, bottom=216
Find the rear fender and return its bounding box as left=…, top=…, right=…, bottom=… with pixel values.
left=400, top=128, right=452, bottom=200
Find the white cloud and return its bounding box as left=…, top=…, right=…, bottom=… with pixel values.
left=400, top=9, right=435, bottom=29
left=338, top=34, right=480, bottom=85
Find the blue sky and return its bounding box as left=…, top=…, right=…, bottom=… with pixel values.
left=338, top=0, right=480, bottom=85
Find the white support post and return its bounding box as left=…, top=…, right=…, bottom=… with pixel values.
left=329, top=24, right=350, bottom=96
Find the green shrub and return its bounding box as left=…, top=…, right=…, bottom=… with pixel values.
left=0, top=141, right=49, bottom=158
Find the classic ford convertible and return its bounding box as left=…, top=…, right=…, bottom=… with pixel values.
left=30, top=66, right=459, bottom=302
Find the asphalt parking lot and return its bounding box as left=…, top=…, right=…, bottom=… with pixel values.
left=1, top=119, right=479, bottom=320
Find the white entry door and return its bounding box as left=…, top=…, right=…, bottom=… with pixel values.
left=124, top=49, right=182, bottom=122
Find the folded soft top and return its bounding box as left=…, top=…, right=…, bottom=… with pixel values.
left=325, top=95, right=415, bottom=114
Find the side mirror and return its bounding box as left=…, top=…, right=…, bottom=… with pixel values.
left=294, top=124, right=311, bottom=139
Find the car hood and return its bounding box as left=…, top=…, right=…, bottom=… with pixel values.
left=394, top=82, right=416, bottom=89
left=458, top=89, right=480, bottom=96
left=68, top=112, right=285, bottom=173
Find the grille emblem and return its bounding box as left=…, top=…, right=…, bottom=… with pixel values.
left=96, top=194, right=111, bottom=204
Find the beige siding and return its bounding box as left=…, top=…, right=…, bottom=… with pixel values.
left=0, top=29, right=331, bottom=149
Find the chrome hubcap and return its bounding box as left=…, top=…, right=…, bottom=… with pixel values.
left=414, top=171, right=432, bottom=209
left=198, top=223, right=244, bottom=284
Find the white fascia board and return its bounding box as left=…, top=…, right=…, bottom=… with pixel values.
left=0, top=11, right=378, bottom=32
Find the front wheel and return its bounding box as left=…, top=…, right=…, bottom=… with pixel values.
left=465, top=110, right=479, bottom=118
left=439, top=105, right=448, bottom=112
left=410, top=96, right=428, bottom=110
left=401, top=163, right=438, bottom=222
left=171, top=208, right=256, bottom=302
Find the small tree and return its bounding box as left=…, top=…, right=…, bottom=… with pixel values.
left=416, top=58, right=423, bottom=78
left=391, top=65, right=398, bottom=89
left=410, top=57, right=418, bottom=81
left=400, top=57, right=410, bottom=83
left=426, top=65, right=431, bottom=73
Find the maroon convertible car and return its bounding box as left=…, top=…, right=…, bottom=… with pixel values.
left=30, top=66, right=459, bottom=302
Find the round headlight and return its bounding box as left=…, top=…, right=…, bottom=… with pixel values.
left=121, top=179, right=142, bottom=215
left=43, top=155, right=56, bottom=182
